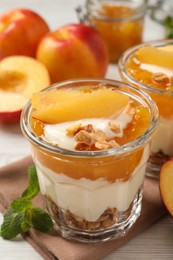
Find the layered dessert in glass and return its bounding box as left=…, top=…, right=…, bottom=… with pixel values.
left=118, top=39, right=173, bottom=177
left=77, top=0, right=147, bottom=63
left=21, top=79, right=158, bottom=243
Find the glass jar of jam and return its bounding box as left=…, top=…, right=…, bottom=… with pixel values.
left=76, top=0, right=148, bottom=63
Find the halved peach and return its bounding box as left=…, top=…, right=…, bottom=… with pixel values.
left=0, top=91, right=28, bottom=123
left=32, top=88, right=129, bottom=123
left=0, top=55, right=50, bottom=123
left=138, top=45, right=173, bottom=69
left=160, top=158, right=173, bottom=217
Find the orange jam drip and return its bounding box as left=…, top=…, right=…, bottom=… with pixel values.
left=126, top=54, right=173, bottom=118
left=32, top=104, right=151, bottom=182
left=91, top=4, right=143, bottom=63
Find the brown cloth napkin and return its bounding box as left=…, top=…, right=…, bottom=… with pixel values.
left=0, top=156, right=167, bottom=260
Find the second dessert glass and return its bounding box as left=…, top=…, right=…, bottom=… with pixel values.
left=118, top=39, right=173, bottom=178
left=21, top=78, right=158, bottom=243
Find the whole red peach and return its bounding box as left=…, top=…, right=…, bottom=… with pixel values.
left=0, top=8, right=50, bottom=59
left=36, top=23, right=109, bottom=83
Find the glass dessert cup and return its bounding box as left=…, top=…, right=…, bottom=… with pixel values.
left=118, top=39, right=173, bottom=178
left=21, top=78, right=158, bottom=243
left=77, top=0, right=148, bottom=63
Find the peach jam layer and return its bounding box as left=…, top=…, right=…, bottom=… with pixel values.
left=90, top=4, right=143, bottom=63
left=125, top=45, right=173, bottom=118
left=31, top=86, right=151, bottom=182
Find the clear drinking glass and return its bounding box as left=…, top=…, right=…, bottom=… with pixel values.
left=76, top=0, right=148, bottom=63
left=21, top=78, right=158, bottom=243
left=118, top=39, right=173, bottom=178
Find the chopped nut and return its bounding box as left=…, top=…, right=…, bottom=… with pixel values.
left=98, top=213, right=109, bottom=222
left=79, top=124, right=93, bottom=133
left=75, top=142, right=92, bottom=151
left=66, top=123, right=81, bottom=137
left=46, top=196, right=119, bottom=231
left=95, top=141, right=110, bottom=150
left=95, top=139, right=119, bottom=150
left=109, top=121, right=121, bottom=133
left=101, top=218, right=115, bottom=228
left=152, top=73, right=169, bottom=84
left=91, top=129, right=107, bottom=142
left=74, top=130, right=92, bottom=144
left=86, top=221, right=100, bottom=230
left=108, top=139, right=119, bottom=148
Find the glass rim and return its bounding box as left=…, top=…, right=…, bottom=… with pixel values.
left=20, top=78, right=159, bottom=158
left=85, top=0, right=148, bottom=22
left=118, top=38, right=173, bottom=96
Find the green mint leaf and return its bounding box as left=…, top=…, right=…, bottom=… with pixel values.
left=0, top=165, right=54, bottom=240
left=30, top=207, right=53, bottom=232
left=22, top=165, right=40, bottom=200
left=0, top=208, right=24, bottom=239
left=21, top=219, right=31, bottom=232
left=11, top=198, right=32, bottom=212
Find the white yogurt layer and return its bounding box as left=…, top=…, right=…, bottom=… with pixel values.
left=43, top=104, right=133, bottom=150
left=151, top=116, right=173, bottom=155
left=140, top=63, right=173, bottom=77
left=35, top=145, right=149, bottom=222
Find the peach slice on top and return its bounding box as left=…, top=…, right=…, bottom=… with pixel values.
left=0, top=55, right=50, bottom=123
left=138, top=45, right=173, bottom=69
left=160, top=158, right=173, bottom=217
left=32, top=87, right=129, bottom=123
left=32, top=89, right=82, bottom=110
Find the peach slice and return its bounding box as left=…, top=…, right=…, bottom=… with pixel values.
left=32, top=89, right=82, bottom=110
left=32, top=88, right=129, bottom=123
left=160, top=158, right=173, bottom=217
left=138, top=45, right=173, bottom=69
left=0, top=55, right=50, bottom=122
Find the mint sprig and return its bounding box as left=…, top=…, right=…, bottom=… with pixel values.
left=0, top=166, right=53, bottom=240
left=21, top=165, right=40, bottom=200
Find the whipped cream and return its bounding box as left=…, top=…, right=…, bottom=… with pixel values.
left=35, top=144, right=149, bottom=222
left=140, top=63, right=173, bottom=77
left=151, top=116, right=173, bottom=155
left=43, top=104, right=133, bottom=150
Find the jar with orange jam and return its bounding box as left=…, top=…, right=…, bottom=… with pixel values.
left=77, top=0, right=148, bottom=63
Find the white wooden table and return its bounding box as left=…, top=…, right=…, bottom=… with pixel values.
left=1, top=1, right=173, bottom=259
